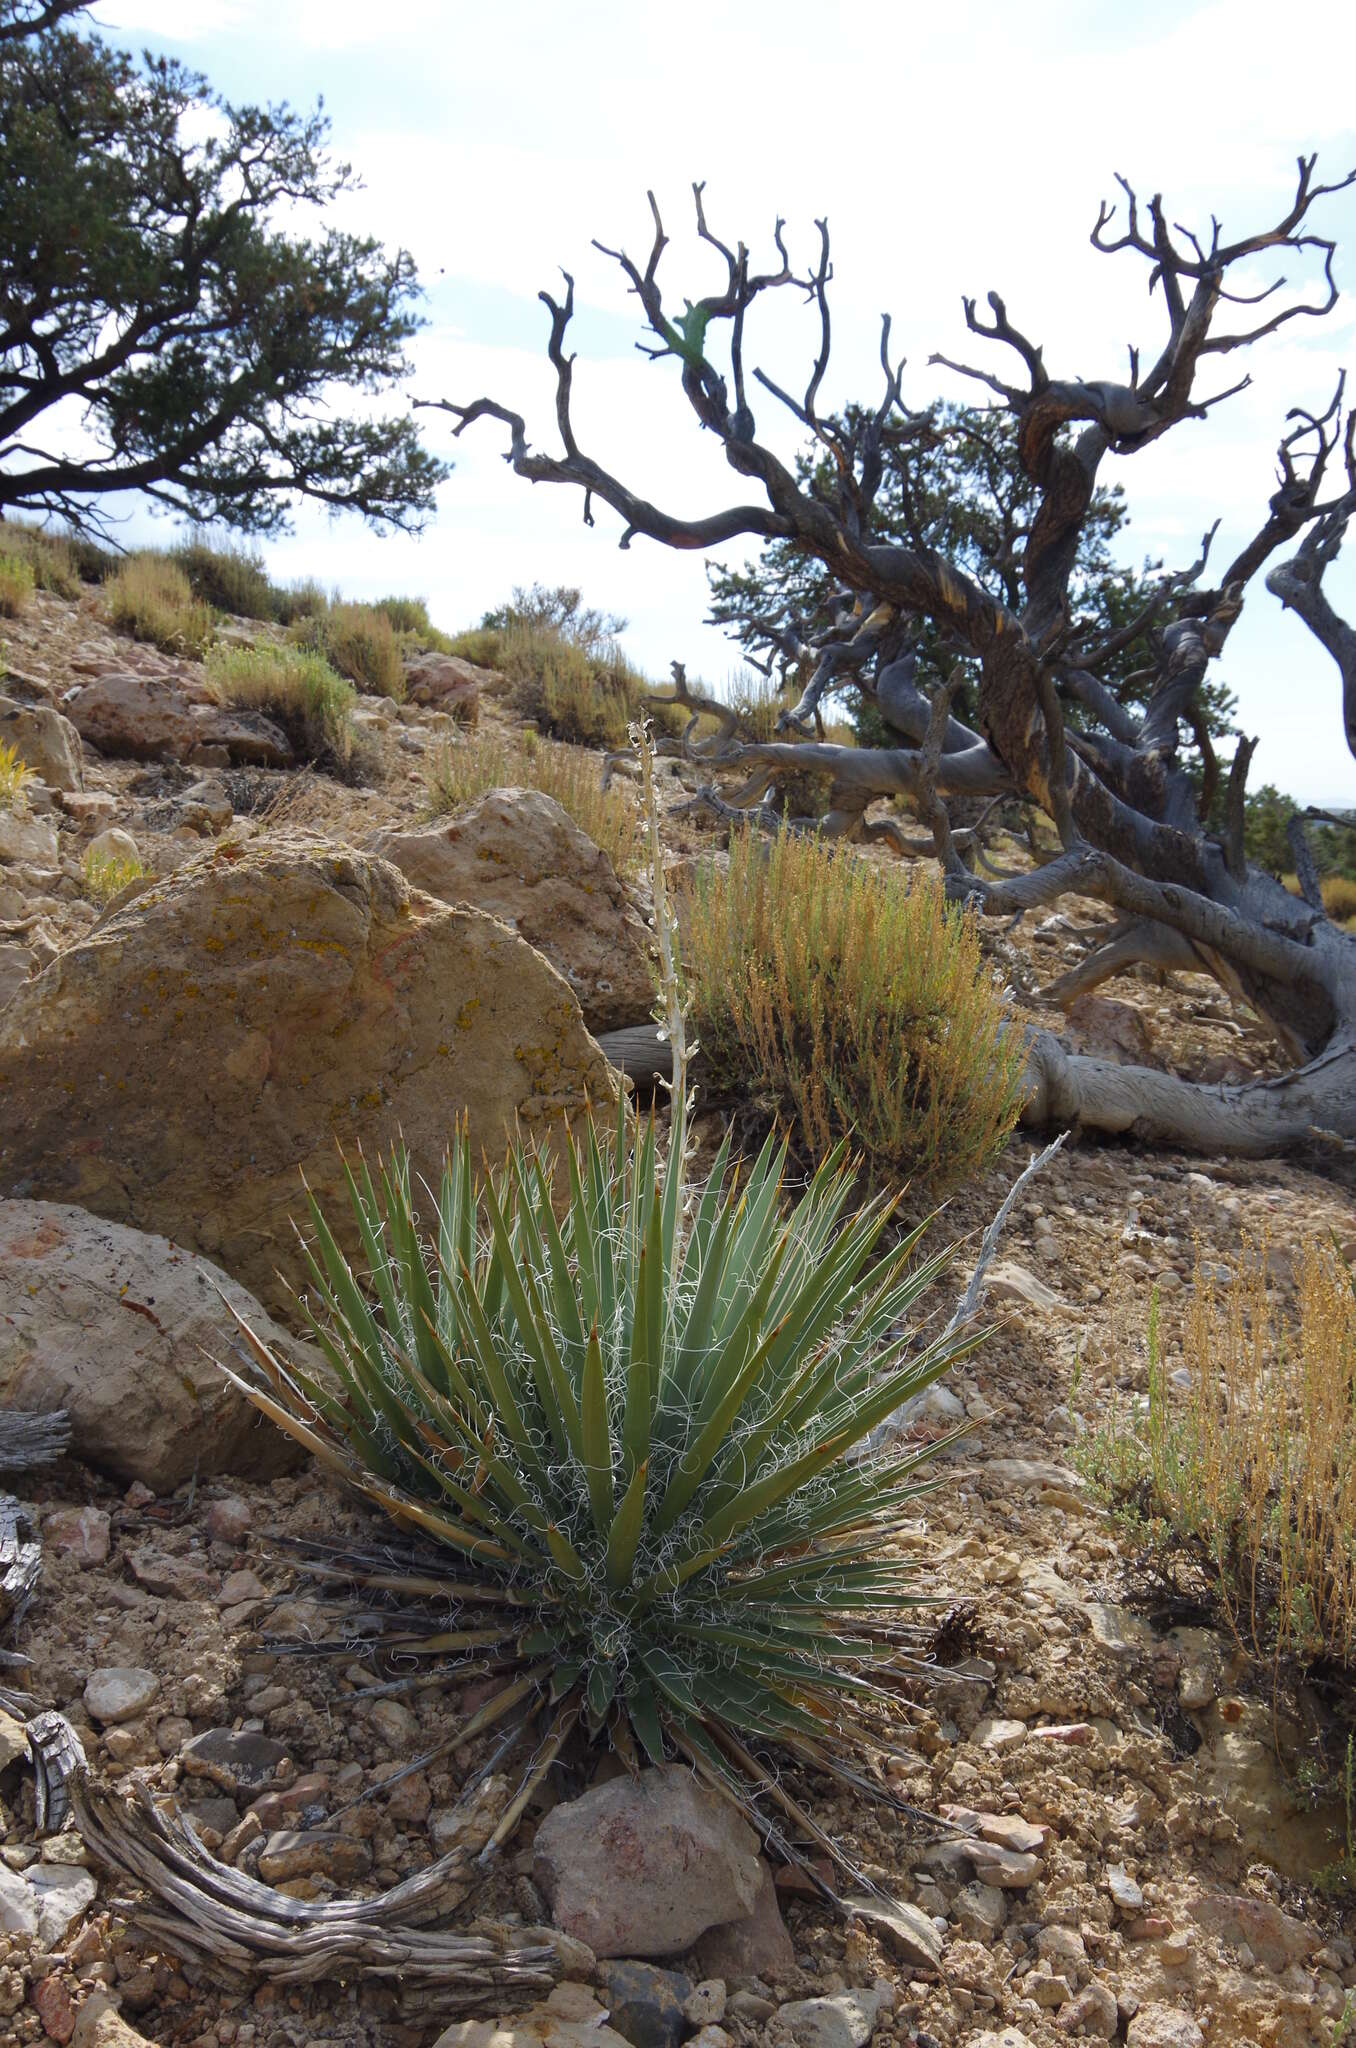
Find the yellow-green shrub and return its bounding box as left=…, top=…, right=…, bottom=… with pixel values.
left=1078, top=1241, right=1356, bottom=1668
left=425, top=728, right=641, bottom=873
left=498, top=621, right=685, bottom=749
left=82, top=844, right=146, bottom=903
left=683, top=830, right=1026, bottom=1192
left=0, top=552, right=36, bottom=618
left=1322, top=875, right=1356, bottom=923
left=105, top=555, right=214, bottom=656
left=0, top=738, right=36, bottom=812
left=205, top=643, right=359, bottom=777
left=173, top=536, right=278, bottom=620
left=0, top=522, right=82, bottom=599
left=290, top=601, right=404, bottom=700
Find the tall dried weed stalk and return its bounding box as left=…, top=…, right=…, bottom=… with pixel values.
left=683, top=830, right=1025, bottom=1194
left=1087, top=1241, right=1356, bottom=1667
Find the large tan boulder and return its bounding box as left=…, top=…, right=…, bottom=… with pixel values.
left=61, top=671, right=292, bottom=767
left=0, top=840, right=619, bottom=1309
left=375, top=788, right=654, bottom=1033
left=0, top=1200, right=302, bottom=1489
left=0, top=696, right=84, bottom=792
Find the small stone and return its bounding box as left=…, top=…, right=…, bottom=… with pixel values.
left=221, top=1812, right=264, bottom=1866
left=218, top=1568, right=267, bottom=1605
left=33, top=1974, right=76, bottom=2042
left=842, top=1896, right=943, bottom=1972
left=1029, top=1967, right=1074, bottom=2008
left=43, top=1506, right=111, bottom=1566
left=84, top=1667, right=158, bottom=1726
left=670, top=1982, right=722, bottom=2034
left=204, top=1496, right=252, bottom=1545
left=1125, top=2007, right=1204, bottom=2048
left=1027, top=1722, right=1096, bottom=1746
left=973, top=1717, right=1027, bottom=1752
left=180, top=1728, right=293, bottom=1797
left=1176, top=1664, right=1215, bottom=1711
left=776, top=1990, right=881, bottom=2048
left=1188, top=1892, right=1314, bottom=1972
left=953, top=1882, right=1007, bottom=1939
left=368, top=1698, right=420, bottom=1749
left=596, top=1960, right=692, bottom=2048
left=0, top=1709, right=28, bottom=1769
left=0, top=1864, right=39, bottom=1936
left=126, top=1547, right=216, bottom=1600
left=29, top=1866, right=97, bottom=1944
left=1106, top=1865, right=1144, bottom=1912
left=256, top=1830, right=373, bottom=1884
left=547, top=1984, right=607, bottom=2023
left=1059, top=1980, right=1118, bottom=2038
left=971, top=1846, right=1042, bottom=1889
left=687, top=2031, right=732, bottom=2048
left=1085, top=1603, right=1155, bottom=1656
left=727, top=1993, right=776, bottom=2024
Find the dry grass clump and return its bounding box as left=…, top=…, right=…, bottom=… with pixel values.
left=424, top=727, right=641, bottom=873
left=173, top=535, right=279, bottom=620
left=683, top=830, right=1025, bottom=1193
left=1322, top=875, right=1356, bottom=923
left=82, top=844, right=147, bottom=903
left=204, top=643, right=359, bottom=778
left=0, top=522, right=83, bottom=599
left=1081, top=1241, right=1356, bottom=1667
left=291, top=602, right=405, bottom=700
left=0, top=551, right=36, bottom=618
left=105, top=555, right=215, bottom=656
left=0, top=738, right=36, bottom=812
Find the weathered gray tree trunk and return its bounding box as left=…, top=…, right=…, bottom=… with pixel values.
left=428, top=164, right=1356, bottom=1156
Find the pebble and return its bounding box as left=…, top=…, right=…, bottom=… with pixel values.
left=1105, top=1864, right=1144, bottom=1912
left=1125, top=2008, right=1204, bottom=2048
left=204, top=1496, right=252, bottom=1545
left=973, top=1717, right=1027, bottom=1752
left=682, top=1982, right=727, bottom=2028
left=775, top=1990, right=882, bottom=2048
left=43, top=1505, right=111, bottom=1565
left=84, top=1667, right=159, bottom=1725
left=256, top=1829, right=373, bottom=1884
left=180, top=1728, right=293, bottom=1797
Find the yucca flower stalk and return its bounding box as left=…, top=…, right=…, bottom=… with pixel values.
left=227, top=723, right=980, bottom=1876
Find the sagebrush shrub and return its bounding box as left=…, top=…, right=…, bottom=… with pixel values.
left=291, top=602, right=405, bottom=700
left=105, top=555, right=214, bottom=656
left=683, top=830, right=1026, bottom=1193
left=0, top=552, right=36, bottom=618
left=425, top=728, right=641, bottom=872
left=204, top=643, right=359, bottom=777
left=174, top=536, right=279, bottom=620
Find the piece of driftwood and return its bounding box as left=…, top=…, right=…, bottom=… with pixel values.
left=71, top=1771, right=562, bottom=2005
left=0, top=1408, right=70, bottom=1472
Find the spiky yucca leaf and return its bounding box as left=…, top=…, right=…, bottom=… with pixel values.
left=229, top=1102, right=978, bottom=1872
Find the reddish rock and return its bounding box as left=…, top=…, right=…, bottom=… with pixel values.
left=533, top=1765, right=763, bottom=1960
left=33, top=1975, right=75, bottom=2043
left=43, top=1505, right=110, bottom=1566
left=203, top=1496, right=252, bottom=1545
left=692, top=1860, right=796, bottom=1983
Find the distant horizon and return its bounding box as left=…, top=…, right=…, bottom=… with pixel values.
left=80, top=0, right=1356, bottom=811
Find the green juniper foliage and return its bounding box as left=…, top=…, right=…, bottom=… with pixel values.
left=230, top=1096, right=976, bottom=1864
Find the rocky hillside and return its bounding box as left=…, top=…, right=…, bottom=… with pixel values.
left=2, top=574, right=1355, bottom=2048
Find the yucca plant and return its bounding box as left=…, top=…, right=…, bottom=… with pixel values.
left=229, top=1103, right=973, bottom=1869
left=227, top=724, right=978, bottom=1878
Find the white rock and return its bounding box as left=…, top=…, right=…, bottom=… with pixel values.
left=28, top=1863, right=97, bottom=1943
left=776, top=1990, right=882, bottom=2048
left=0, top=810, right=58, bottom=866
left=85, top=1666, right=160, bottom=1724
left=0, top=1863, right=39, bottom=1936
left=86, top=825, right=140, bottom=865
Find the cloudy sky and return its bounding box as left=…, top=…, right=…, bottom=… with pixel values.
left=86, top=0, right=1356, bottom=803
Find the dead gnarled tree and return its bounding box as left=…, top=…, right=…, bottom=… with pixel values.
left=421, top=164, right=1356, bottom=1156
